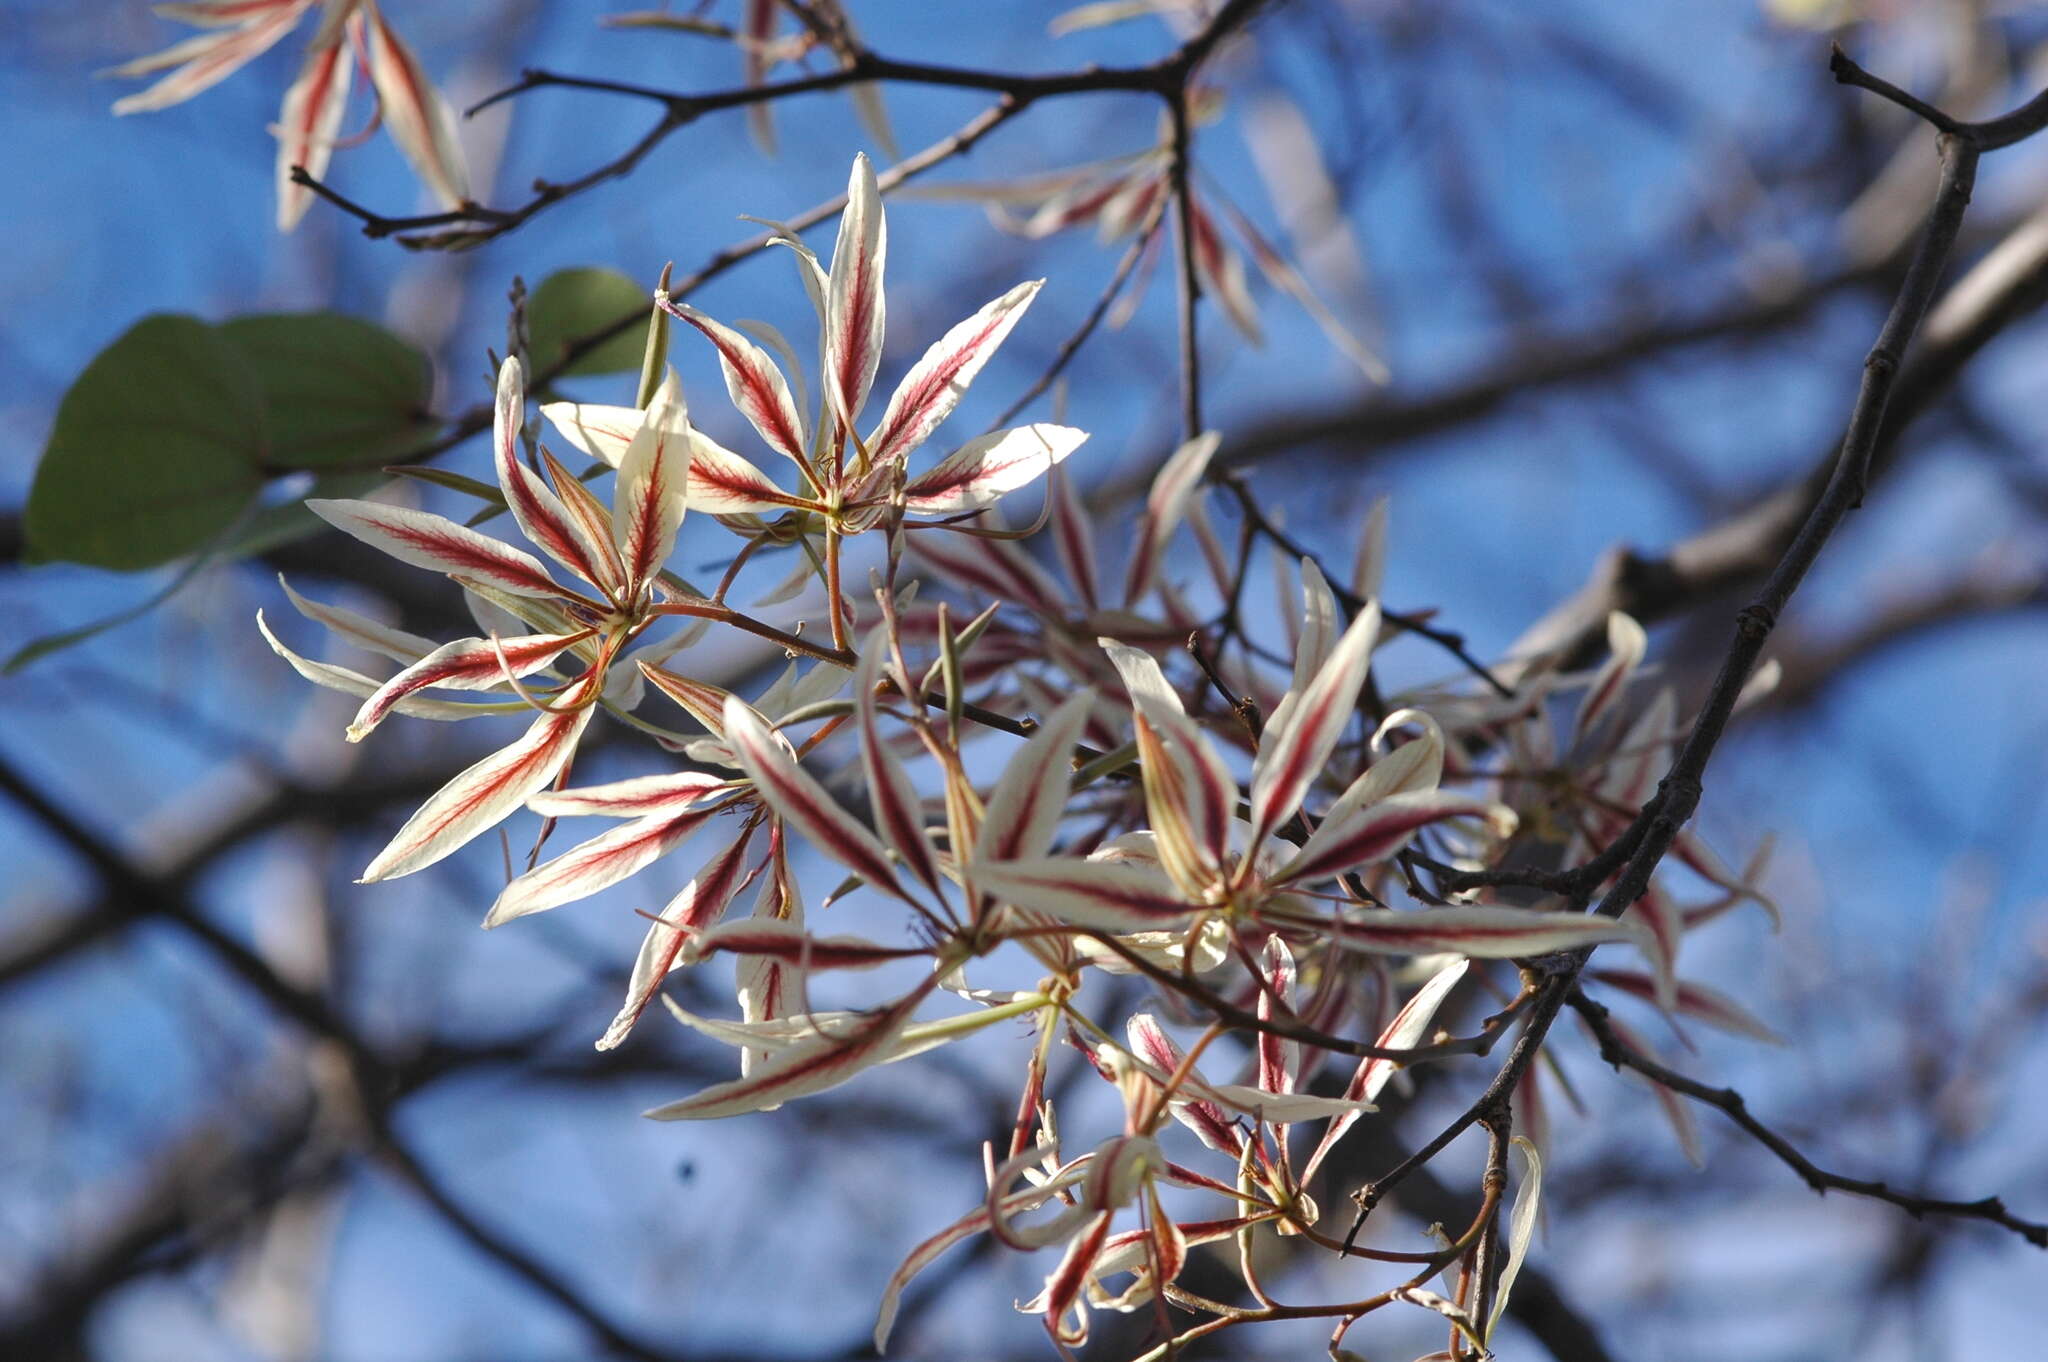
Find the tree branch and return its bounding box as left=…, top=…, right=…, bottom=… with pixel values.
left=1569, top=989, right=2048, bottom=1246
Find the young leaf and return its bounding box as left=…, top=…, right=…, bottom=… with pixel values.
left=867, top=280, right=1043, bottom=466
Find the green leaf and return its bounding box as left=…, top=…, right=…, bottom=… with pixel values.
left=387, top=462, right=510, bottom=514
left=528, top=268, right=648, bottom=378
left=219, top=312, right=440, bottom=469
left=24, top=315, right=268, bottom=570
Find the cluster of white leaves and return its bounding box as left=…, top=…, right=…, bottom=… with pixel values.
left=259, top=154, right=1779, bottom=1359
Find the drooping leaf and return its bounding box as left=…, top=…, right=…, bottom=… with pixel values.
left=357, top=2, right=469, bottom=210
left=1488, top=1138, right=1545, bottom=1341
left=274, top=29, right=353, bottom=231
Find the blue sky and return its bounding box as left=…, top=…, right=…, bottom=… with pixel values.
left=4, top=3, right=2046, bottom=1360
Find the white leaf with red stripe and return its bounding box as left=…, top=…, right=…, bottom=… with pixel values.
left=1187, top=1082, right=1373, bottom=1126
left=1393, top=1288, right=1485, bottom=1353
left=686, top=919, right=927, bottom=971
left=1078, top=1216, right=1247, bottom=1308
left=540, top=447, right=629, bottom=592
left=1303, top=959, right=1468, bottom=1182
left=1576, top=610, right=1648, bottom=740
left=348, top=629, right=592, bottom=741
left=684, top=432, right=807, bottom=515
left=527, top=771, right=726, bottom=818
left=740, top=0, right=776, bottom=152
left=612, top=391, right=689, bottom=592
left=1290, top=558, right=1339, bottom=698
left=1623, top=885, right=1683, bottom=1011
left=1049, top=466, right=1101, bottom=609
left=491, top=357, right=615, bottom=591
left=256, top=611, right=510, bottom=722
left=1598, top=685, right=1677, bottom=808
left=307, top=498, right=561, bottom=598
left=644, top=989, right=918, bottom=1121
left=1279, top=904, right=1649, bottom=960
left=1099, top=637, right=1190, bottom=720
left=539, top=399, right=674, bottom=468
left=974, top=690, right=1095, bottom=865
left=1256, top=936, right=1299, bottom=1097
left=359, top=0, right=469, bottom=209
left=107, top=4, right=307, bottom=115
left=900, top=424, right=1087, bottom=517
left=1275, top=790, right=1512, bottom=887
left=1101, top=640, right=1235, bottom=888
left=1588, top=969, right=1783, bottom=1045
left=1040, top=1210, right=1113, bottom=1343
left=668, top=1006, right=874, bottom=1054
left=662, top=299, right=809, bottom=466
left=1341, top=709, right=1447, bottom=811
left=854, top=634, right=941, bottom=894
left=272, top=23, right=351, bottom=231
left=1127, top=1014, right=1238, bottom=1154
left=596, top=830, right=756, bottom=1051
left=867, top=280, right=1042, bottom=466
left=1190, top=203, right=1261, bottom=343
left=484, top=805, right=715, bottom=927
left=1121, top=431, right=1219, bottom=605
left=720, top=696, right=909, bottom=903
left=824, top=153, right=888, bottom=428
left=734, top=320, right=812, bottom=439
left=638, top=663, right=734, bottom=737
left=875, top=1169, right=1091, bottom=1352
left=358, top=685, right=596, bottom=882
left=1289, top=709, right=1445, bottom=868
left=974, top=856, right=1193, bottom=933
left=155, top=2, right=313, bottom=30
left=1248, top=597, right=1378, bottom=845
left=734, top=851, right=803, bottom=1075
left=1117, top=1029, right=1371, bottom=1129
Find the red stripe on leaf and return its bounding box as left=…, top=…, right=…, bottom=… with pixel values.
left=349, top=629, right=591, bottom=740
left=359, top=682, right=596, bottom=882
left=306, top=498, right=561, bottom=598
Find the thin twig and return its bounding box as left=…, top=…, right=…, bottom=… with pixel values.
left=1570, top=990, right=2047, bottom=1247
